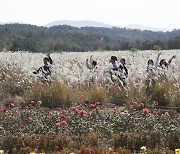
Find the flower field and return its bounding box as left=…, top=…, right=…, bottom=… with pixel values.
left=0, top=50, right=179, bottom=153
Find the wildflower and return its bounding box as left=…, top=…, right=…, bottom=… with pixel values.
left=49, top=111, right=52, bottom=115
left=133, top=101, right=138, bottom=105
left=112, top=107, right=117, bottom=112
left=30, top=100, right=35, bottom=105
left=175, top=148, right=180, bottom=154
left=140, top=146, right=147, bottom=151
left=153, top=101, right=158, bottom=106
left=10, top=103, right=15, bottom=108
left=71, top=106, right=77, bottom=112
left=61, top=114, right=66, bottom=119
left=37, top=100, right=42, bottom=105
left=21, top=100, right=26, bottom=104
left=95, top=102, right=100, bottom=107
left=61, top=109, right=66, bottom=114
left=55, top=122, right=61, bottom=127
left=142, top=108, right=149, bottom=114
left=90, top=104, right=95, bottom=110
left=152, top=110, right=158, bottom=115
left=61, top=120, right=67, bottom=126
left=0, top=106, right=2, bottom=109
left=3, top=108, right=8, bottom=114
left=165, top=111, right=170, bottom=116
left=0, top=150, right=4, bottom=154
left=78, top=110, right=87, bottom=116
left=29, top=117, right=32, bottom=121
left=139, top=103, right=145, bottom=108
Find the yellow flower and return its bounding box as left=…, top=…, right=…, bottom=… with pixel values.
left=30, top=152, right=36, bottom=154
left=175, top=148, right=180, bottom=154
left=0, top=150, right=4, bottom=154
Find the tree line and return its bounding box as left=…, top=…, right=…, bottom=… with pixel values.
left=0, top=23, right=180, bottom=52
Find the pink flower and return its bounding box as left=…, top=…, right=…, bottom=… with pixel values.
left=49, top=111, right=52, bottom=115
left=78, top=110, right=87, bottom=116
left=30, top=100, right=35, bottom=105
left=165, top=112, right=170, bottom=116
left=61, top=110, right=66, bottom=115
left=133, top=101, right=138, bottom=105
left=112, top=107, right=117, bottom=112
left=55, top=122, right=61, bottom=127
left=152, top=110, right=158, bottom=115
left=153, top=101, right=158, bottom=106
left=0, top=106, right=2, bottom=109
left=20, top=100, right=26, bottom=105
left=10, top=103, right=15, bottom=108
left=61, top=114, right=66, bottom=119
left=90, top=104, right=95, bottom=110
left=3, top=108, right=8, bottom=113
left=61, top=120, right=67, bottom=126
left=139, top=103, right=145, bottom=108
left=95, top=102, right=100, bottom=107
left=142, top=108, right=149, bottom=114
left=71, top=107, right=77, bottom=112
left=28, top=117, right=33, bottom=122
left=37, top=100, right=42, bottom=105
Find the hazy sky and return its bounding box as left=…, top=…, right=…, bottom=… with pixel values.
left=0, top=0, right=179, bottom=29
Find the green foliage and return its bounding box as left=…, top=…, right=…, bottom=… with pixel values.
left=153, top=45, right=161, bottom=50
left=0, top=24, right=180, bottom=52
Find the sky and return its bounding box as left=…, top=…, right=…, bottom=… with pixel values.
left=0, top=0, right=180, bottom=29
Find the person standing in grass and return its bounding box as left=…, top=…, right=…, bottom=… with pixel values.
left=33, top=53, right=53, bottom=84
left=157, top=54, right=176, bottom=77
left=118, top=58, right=128, bottom=87
left=146, top=52, right=161, bottom=88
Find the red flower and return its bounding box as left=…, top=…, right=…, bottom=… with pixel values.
left=28, top=117, right=32, bottom=121
left=139, top=103, right=145, bottom=108
left=61, top=120, right=67, bottom=126
left=142, top=108, right=149, bottom=114
left=55, top=122, right=61, bottom=127
left=20, top=100, right=26, bottom=104
left=133, top=101, right=138, bottom=105
left=71, top=107, right=77, bottom=112
left=37, top=100, right=42, bottom=105
left=30, top=100, right=35, bottom=105
left=10, top=103, right=15, bottom=108
left=152, top=110, right=158, bottom=115
left=3, top=108, right=8, bottom=113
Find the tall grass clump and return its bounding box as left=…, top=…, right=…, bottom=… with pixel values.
left=0, top=66, right=32, bottom=102
left=150, top=79, right=180, bottom=107
left=23, top=80, right=72, bottom=108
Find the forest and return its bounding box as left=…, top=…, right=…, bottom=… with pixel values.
left=0, top=23, right=180, bottom=52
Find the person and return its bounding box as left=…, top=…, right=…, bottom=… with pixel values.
left=33, top=53, right=53, bottom=84
left=159, top=55, right=176, bottom=69
left=86, top=55, right=97, bottom=70
left=109, top=56, right=118, bottom=71
left=158, top=54, right=176, bottom=77
left=118, top=58, right=128, bottom=87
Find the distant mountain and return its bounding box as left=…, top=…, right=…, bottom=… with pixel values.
left=126, top=23, right=173, bottom=32
left=45, top=20, right=113, bottom=28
